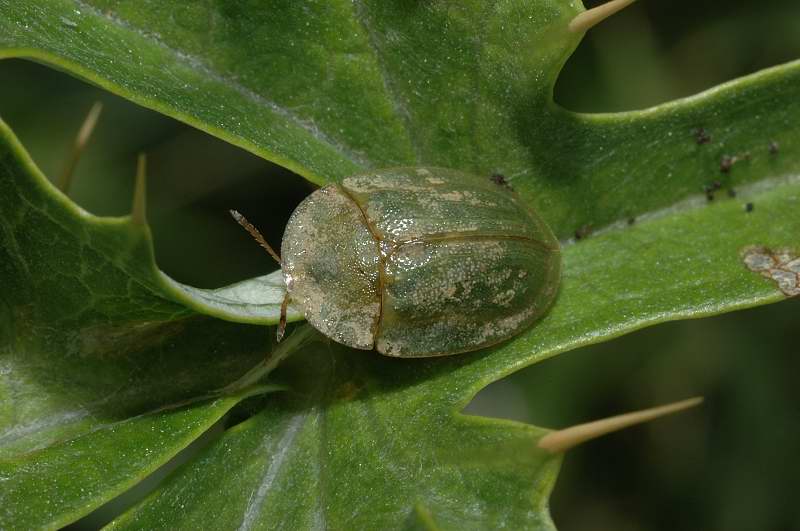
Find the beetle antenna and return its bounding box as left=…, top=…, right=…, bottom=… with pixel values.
left=229, top=209, right=282, bottom=265
left=537, top=396, right=703, bottom=453
left=58, top=101, right=103, bottom=194
left=277, top=294, right=291, bottom=342
left=569, top=0, right=637, bottom=33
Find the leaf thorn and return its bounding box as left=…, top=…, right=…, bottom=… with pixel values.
left=131, top=153, right=147, bottom=225
left=569, top=0, right=638, bottom=33
left=538, top=396, right=704, bottom=454
left=57, top=101, right=103, bottom=194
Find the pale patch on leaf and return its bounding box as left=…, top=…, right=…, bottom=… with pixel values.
left=742, top=246, right=800, bottom=297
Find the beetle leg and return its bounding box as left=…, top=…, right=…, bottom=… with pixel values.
left=277, top=294, right=291, bottom=342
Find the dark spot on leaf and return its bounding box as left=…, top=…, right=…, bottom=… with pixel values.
left=720, top=155, right=734, bottom=173
left=574, top=224, right=592, bottom=240
left=745, top=202, right=754, bottom=213
left=719, top=153, right=750, bottom=173
left=727, top=188, right=737, bottom=198
left=704, top=181, right=722, bottom=201
left=769, top=141, right=780, bottom=155
left=693, top=127, right=711, bottom=145
left=489, top=173, right=511, bottom=189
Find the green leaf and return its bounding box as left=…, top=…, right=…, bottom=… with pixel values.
left=108, top=351, right=560, bottom=530
left=1, top=1, right=799, bottom=529
left=4, top=2, right=799, bottom=240
left=1, top=395, right=242, bottom=530
left=0, top=0, right=581, bottom=185
left=163, top=271, right=302, bottom=325
left=111, top=177, right=800, bottom=530
left=0, top=120, right=293, bottom=527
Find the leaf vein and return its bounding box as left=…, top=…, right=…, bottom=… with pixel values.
left=350, top=0, right=422, bottom=162
left=238, top=413, right=305, bottom=531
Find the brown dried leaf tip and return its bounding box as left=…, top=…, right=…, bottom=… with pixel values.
left=742, top=246, right=800, bottom=297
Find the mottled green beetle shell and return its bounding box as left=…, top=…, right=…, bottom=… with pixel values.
left=281, top=167, right=561, bottom=357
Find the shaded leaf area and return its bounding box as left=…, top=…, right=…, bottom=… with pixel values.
left=111, top=348, right=559, bottom=531
left=0, top=122, right=277, bottom=527
left=0, top=94, right=297, bottom=326
left=0, top=395, right=243, bottom=531
left=2, top=2, right=799, bottom=239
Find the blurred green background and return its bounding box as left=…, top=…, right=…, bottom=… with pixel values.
left=1, top=0, right=798, bottom=529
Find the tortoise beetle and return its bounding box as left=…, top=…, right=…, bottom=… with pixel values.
left=234, top=167, right=561, bottom=357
